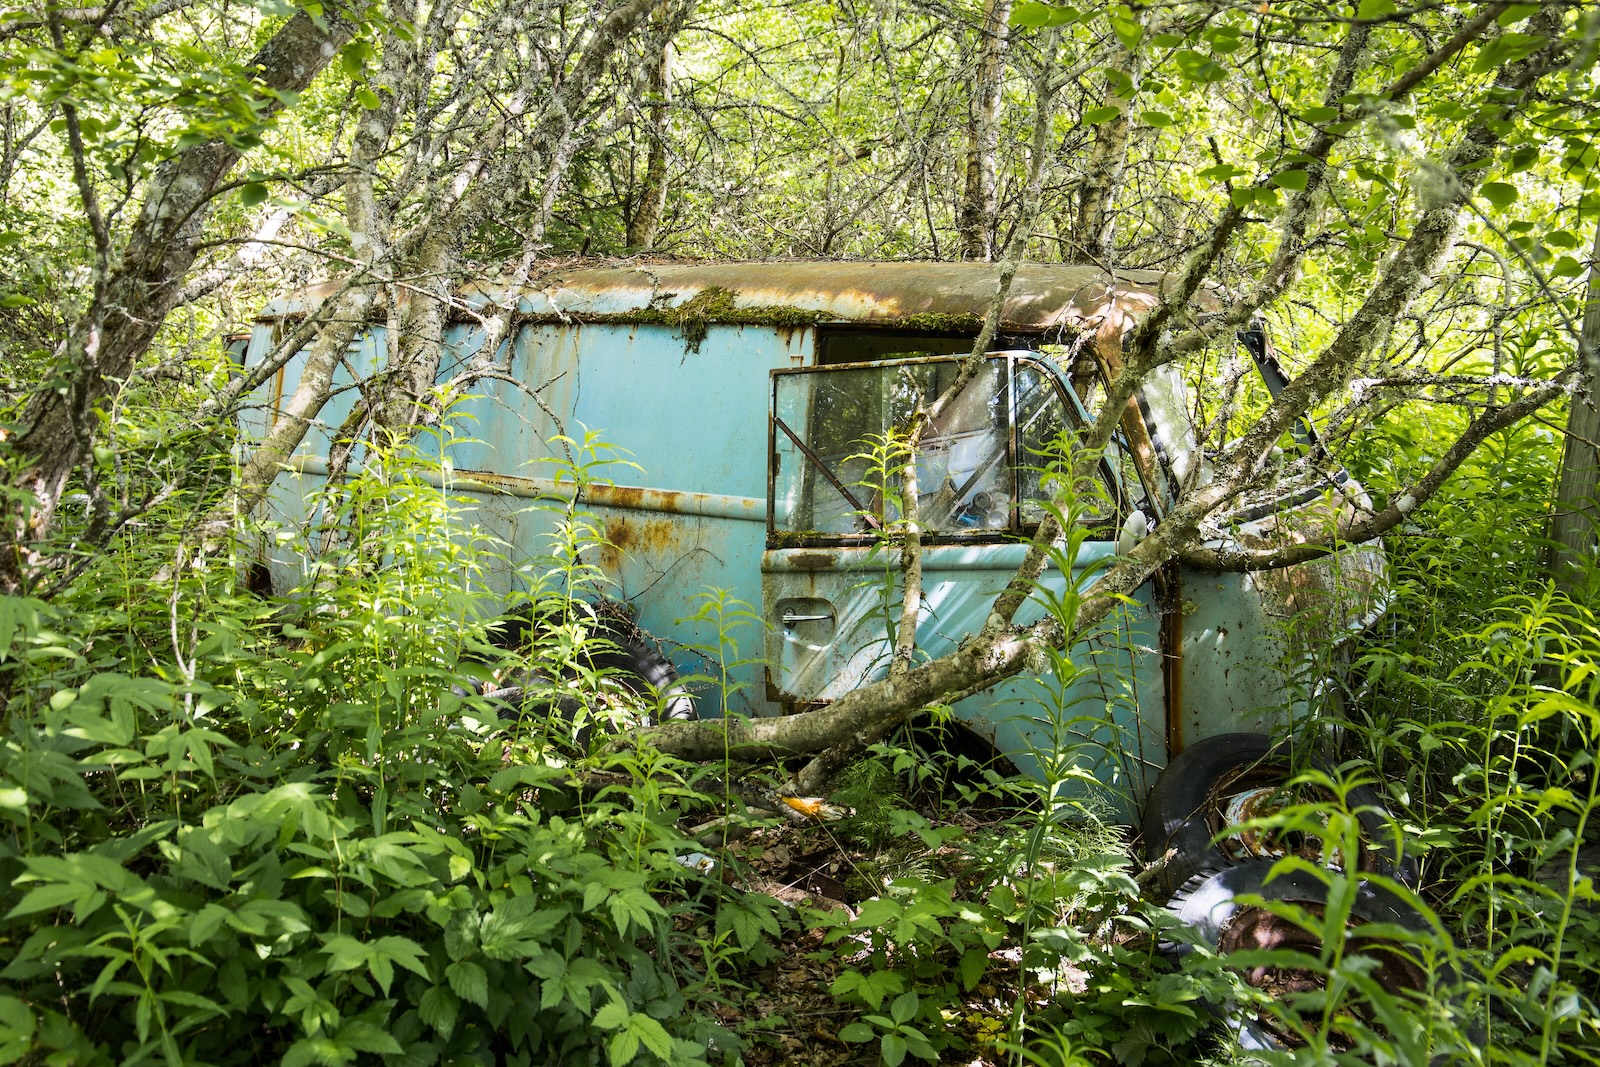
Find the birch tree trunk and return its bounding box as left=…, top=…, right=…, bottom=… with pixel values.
left=625, top=8, right=681, bottom=252
left=0, top=9, right=354, bottom=597
left=957, top=0, right=1010, bottom=261
left=1067, top=37, right=1137, bottom=262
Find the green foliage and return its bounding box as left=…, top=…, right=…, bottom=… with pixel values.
left=0, top=437, right=764, bottom=1066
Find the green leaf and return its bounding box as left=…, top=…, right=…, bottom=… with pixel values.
left=1110, top=10, right=1143, bottom=50
left=890, top=991, right=919, bottom=1025
left=958, top=946, right=989, bottom=990
left=239, top=183, right=269, bottom=207
left=882, top=1032, right=908, bottom=1067
left=1498, top=3, right=1540, bottom=23
left=282, top=1037, right=343, bottom=1067
left=1479, top=182, right=1518, bottom=209
left=1174, top=50, right=1226, bottom=84
left=356, top=87, right=381, bottom=110
left=420, top=986, right=459, bottom=1038
left=336, top=1020, right=402, bottom=1055
left=838, top=1022, right=876, bottom=1043
left=1272, top=169, right=1310, bottom=191
left=593, top=999, right=630, bottom=1031
left=1357, top=0, right=1396, bottom=17
left=1506, top=144, right=1541, bottom=173
left=1473, top=32, right=1548, bottom=72
left=628, top=1014, right=673, bottom=1060
left=446, top=960, right=488, bottom=1008
left=188, top=903, right=231, bottom=946
left=608, top=1029, right=640, bottom=1067
left=1010, top=2, right=1078, bottom=27
left=1083, top=105, right=1122, bottom=125
left=1550, top=255, right=1584, bottom=279
left=0, top=995, right=36, bottom=1063
left=1199, top=163, right=1248, bottom=182
left=1140, top=110, right=1172, bottom=128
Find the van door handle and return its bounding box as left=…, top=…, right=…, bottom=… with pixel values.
left=782, top=612, right=833, bottom=625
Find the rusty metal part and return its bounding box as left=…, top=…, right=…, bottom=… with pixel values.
left=1205, top=763, right=1318, bottom=866
left=1155, top=560, right=1184, bottom=758
left=283, top=455, right=765, bottom=523
left=254, top=261, right=1200, bottom=332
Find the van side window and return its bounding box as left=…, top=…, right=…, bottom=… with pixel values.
left=772, top=359, right=1008, bottom=538
left=770, top=355, right=1121, bottom=544
left=1015, top=361, right=1121, bottom=526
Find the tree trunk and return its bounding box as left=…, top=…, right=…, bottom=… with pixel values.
left=1548, top=222, right=1600, bottom=593
left=957, top=0, right=1010, bottom=261
left=625, top=26, right=675, bottom=251
left=0, top=9, right=354, bottom=597
left=1068, top=38, right=1137, bottom=262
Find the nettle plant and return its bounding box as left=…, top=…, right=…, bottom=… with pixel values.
left=0, top=434, right=777, bottom=1066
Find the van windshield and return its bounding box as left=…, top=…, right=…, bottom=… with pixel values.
left=770, top=355, right=1123, bottom=543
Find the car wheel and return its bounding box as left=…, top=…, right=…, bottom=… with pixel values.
left=1165, top=859, right=1437, bottom=1053
left=1141, top=732, right=1417, bottom=898
left=484, top=603, right=695, bottom=732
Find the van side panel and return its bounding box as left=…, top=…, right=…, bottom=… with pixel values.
left=257, top=321, right=804, bottom=719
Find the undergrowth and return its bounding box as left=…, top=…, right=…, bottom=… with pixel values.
left=1, top=411, right=1597, bottom=1067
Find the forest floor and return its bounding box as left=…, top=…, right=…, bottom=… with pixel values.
left=683, top=785, right=1115, bottom=1067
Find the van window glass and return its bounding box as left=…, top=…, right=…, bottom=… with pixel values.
left=772, top=355, right=1119, bottom=542
left=773, top=359, right=1010, bottom=537
left=1014, top=362, right=1123, bottom=525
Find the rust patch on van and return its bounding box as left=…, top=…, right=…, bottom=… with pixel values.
left=787, top=551, right=839, bottom=570
left=607, top=515, right=678, bottom=554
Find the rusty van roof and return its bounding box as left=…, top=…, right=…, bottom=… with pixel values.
left=256, top=260, right=1190, bottom=333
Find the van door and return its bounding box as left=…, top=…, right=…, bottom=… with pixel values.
left=763, top=353, right=1168, bottom=795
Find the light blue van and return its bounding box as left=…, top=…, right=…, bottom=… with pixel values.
left=242, top=261, right=1385, bottom=807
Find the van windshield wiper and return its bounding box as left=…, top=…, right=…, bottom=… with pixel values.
left=772, top=415, right=883, bottom=532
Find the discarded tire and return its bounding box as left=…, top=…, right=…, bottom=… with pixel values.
left=1165, top=859, right=1435, bottom=1052
left=1141, top=732, right=1417, bottom=897
left=482, top=602, right=695, bottom=731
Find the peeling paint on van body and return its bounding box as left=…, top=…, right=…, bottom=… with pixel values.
left=244, top=262, right=1384, bottom=814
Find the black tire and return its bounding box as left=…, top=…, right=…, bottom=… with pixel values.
left=483, top=604, right=695, bottom=730
left=1141, top=732, right=1417, bottom=898
left=1165, top=859, right=1438, bottom=1052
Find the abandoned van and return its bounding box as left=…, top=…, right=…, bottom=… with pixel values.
left=241, top=261, right=1384, bottom=810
